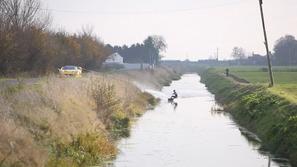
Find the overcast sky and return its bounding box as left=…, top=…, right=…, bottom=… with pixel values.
left=41, top=0, right=297, bottom=60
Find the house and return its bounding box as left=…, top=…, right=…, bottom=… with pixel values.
left=104, top=53, right=123, bottom=64
left=103, top=52, right=152, bottom=70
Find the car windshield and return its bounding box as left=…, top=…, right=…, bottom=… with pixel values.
left=62, top=66, right=76, bottom=70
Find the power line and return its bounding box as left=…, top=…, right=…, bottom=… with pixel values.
left=39, top=0, right=247, bottom=15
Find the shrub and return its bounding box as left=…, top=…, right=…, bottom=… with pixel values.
left=90, top=80, right=122, bottom=125
left=141, top=92, right=160, bottom=107
left=109, top=111, right=130, bottom=139
left=47, top=133, right=116, bottom=167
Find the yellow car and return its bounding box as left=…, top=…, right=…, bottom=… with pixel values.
left=58, top=65, right=82, bottom=77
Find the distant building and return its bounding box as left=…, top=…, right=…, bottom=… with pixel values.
left=246, top=54, right=266, bottom=65
left=104, top=53, right=123, bottom=64
left=103, top=53, right=151, bottom=70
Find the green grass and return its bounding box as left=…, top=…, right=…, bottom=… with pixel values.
left=212, top=66, right=297, bottom=103
left=231, top=71, right=297, bottom=84
left=47, top=133, right=117, bottom=167
left=213, top=66, right=297, bottom=84
left=269, top=84, right=297, bottom=104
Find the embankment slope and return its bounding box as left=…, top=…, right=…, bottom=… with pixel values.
left=200, top=69, right=297, bottom=166
left=0, top=67, right=180, bottom=167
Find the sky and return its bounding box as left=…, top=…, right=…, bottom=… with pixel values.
left=41, top=0, right=297, bottom=60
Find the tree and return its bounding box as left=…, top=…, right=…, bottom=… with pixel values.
left=0, top=0, right=50, bottom=31
left=0, top=0, right=51, bottom=74
left=107, top=35, right=167, bottom=65
left=143, top=35, right=167, bottom=66
left=273, top=35, right=297, bottom=65
left=231, top=47, right=246, bottom=60
left=0, top=0, right=109, bottom=75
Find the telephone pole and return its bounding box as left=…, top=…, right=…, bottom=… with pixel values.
left=259, top=0, right=274, bottom=86
left=216, top=48, right=219, bottom=61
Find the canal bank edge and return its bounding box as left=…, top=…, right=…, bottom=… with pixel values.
left=199, top=69, right=297, bottom=167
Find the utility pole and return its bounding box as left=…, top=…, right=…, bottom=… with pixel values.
left=259, top=0, right=274, bottom=86
left=267, top=155, right=271, bottom=167
left=216, top=48, right=219, bottom=61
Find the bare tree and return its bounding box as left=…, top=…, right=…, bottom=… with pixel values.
left=0, top=0, right=50, bottom=31
left=0, top=0, right=52, bottom=74
left=231, top=47, right=246, bottom=60
left=80, top=25, right=95, bottom=37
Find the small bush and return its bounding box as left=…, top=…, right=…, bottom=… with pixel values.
left=141, top=92, right=159, bottom=107
left=90, top=80, right=122, bottom=125
left=47, top=133, right=116, bottom=167
left=109, top=111, right=130, bottom=139
left=261, top=67, right=268, bottom=72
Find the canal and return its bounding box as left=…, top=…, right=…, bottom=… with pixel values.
left=112, top=74, right=288, bottom=167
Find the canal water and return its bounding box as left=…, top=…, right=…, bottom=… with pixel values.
left=112, top=74, right=287, bottom=167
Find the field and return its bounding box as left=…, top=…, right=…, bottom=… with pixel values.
left=213, top=66, right=297, bottom=103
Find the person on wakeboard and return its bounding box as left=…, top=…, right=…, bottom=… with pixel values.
left=171, top=90, right=178, bottom=99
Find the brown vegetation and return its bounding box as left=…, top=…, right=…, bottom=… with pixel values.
left=0, top=67, right=179, bottom=167
left=0, top=0, right=109, bottom=76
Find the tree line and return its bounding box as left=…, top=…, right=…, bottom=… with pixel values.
left=0, top=0, right=109, bottom=75
left=231, top=34, right=297, bottom=66
left=106, top=35, right=167, bottom=66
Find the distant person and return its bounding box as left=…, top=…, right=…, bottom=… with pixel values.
left=225, top=68, right=229, bottom=77
left=168, top=90, right=178, bottom=102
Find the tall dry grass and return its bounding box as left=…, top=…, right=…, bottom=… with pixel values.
left=0, top=70, right=161, bottom=166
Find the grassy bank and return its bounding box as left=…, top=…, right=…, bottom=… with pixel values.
left=200, top=69, right=297, bottom=166
left=212, top=66, right=297, bottom=104
left=0, top=67, right=180, bottom=167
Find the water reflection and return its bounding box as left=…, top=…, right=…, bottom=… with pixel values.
left=112, top=74, right=290, bottom=167
left=173, top=102, right=178, bottom=110
left=210, top=103, right=226, bottom=116
left=210, top=103, right=291, bottom=167
left=168, top=100, right=178, bottom=110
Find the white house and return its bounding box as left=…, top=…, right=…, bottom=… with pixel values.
left=103, top=52, right=152, bottom=70
left=104, top=53, right=123, bottom=64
